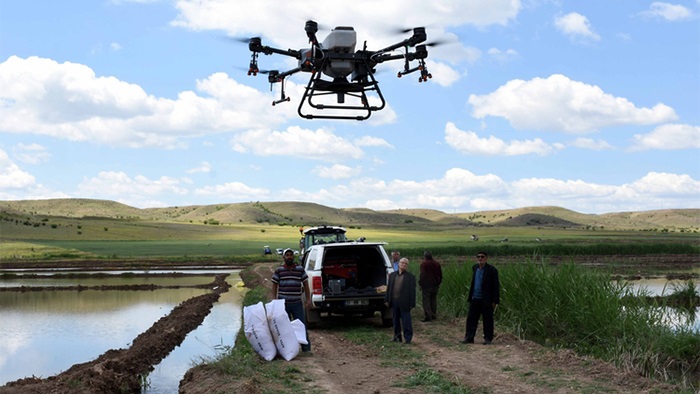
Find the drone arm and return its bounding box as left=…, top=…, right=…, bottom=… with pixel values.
left=247, top=40, right=302, bottom=76
left=275, top=67, right=303, bottom=81
left=257, top=46, right=302, bottom=59
left=373, top=27, right=427, bottom=54
left=268, top=67, right=305, bottom=106
left=372, top=44, right=428, bottom=63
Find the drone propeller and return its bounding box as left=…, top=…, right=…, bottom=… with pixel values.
left=386, top=26, right=425, bottom=35
left=301, top=18, right=331, bottom=31
left=424, top=39, right=453, bottom=47
left=227, top=36, right=253, bottom=44
left=220, top=35, right=262, bottom=45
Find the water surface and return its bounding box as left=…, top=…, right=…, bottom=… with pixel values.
left=0, top=271, right=243, bottom=392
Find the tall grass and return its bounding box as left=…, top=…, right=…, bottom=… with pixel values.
left=399, top=242, right=698, bottom=259
left=435, top=258, right=699, bottom=390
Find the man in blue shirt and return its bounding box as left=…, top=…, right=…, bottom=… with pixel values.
left=461, top=251, right=500, bottom=345
left=390, top=250, right=401, bottom=272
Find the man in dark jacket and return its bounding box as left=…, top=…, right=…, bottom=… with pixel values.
left=419, top=251, right=442, bottom=322
left=462, top=251, right=500, bottom=345
left=385, top=258, right=416, bottom=344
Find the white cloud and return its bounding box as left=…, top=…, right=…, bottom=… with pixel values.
left=312, top=164, right=362, bottom=180
left=0, top=56, right=290, bottom=148
left=444, top=122, right=560, bottom=156
left=512, top=177, right=615, bottom=199
left=194, top=182, right=270, bottom=199
left=639, top=2, right=694, bottom=21
left=554, top=12, right=601, bottom=42
left=0, top=148, right=36, bottom=189
left=631, top=123, right=700, bottom=151
left=186, top=161, right=212, bottom=174
left=425, top=61, right=462, bottom=87
left=509, top=172, right=700, bottom=212
left=171, top=0, right=521, bottom=44
left=354, top=136, right=393, bottom=148
left=230, top=126, right=364, bottom=162
left=626, top=172, right=700, bottom=196
left=570, top=137, right=614, bottom=150
left=340, top=168, right=509, bottom=211
left=468, top=74, right=677, bottom=133
left=12, top=143, right=52, bottom=164
left=363, top=199, right=398, bottom=211
left=110, top=42, right=123, bottom=51
left=78, top=171, right=189, bottom=208
left=487, top=48, right=519, bottom=62
left=0, top=150, right=66, bottom=201
left=296, top=170, right=700, bottom=213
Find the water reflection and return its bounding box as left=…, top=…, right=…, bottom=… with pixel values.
left=628, top=278, right=699, bottom=297
left=627, top=278, right=699, bottom=332
left=0, top=271, right=243, bottom=393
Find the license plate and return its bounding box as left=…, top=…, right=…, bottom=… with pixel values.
left=346, top=299, right=369, bottom=306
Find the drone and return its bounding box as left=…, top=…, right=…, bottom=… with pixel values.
left=242, top=20, right=435, bottom=121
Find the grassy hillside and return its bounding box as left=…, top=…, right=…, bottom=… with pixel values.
left=1, top=199, right=698, bottom=232
left=456, top=206, right=700, bottom=231
left=1, top=199, right=698, bottom=261
left=0, top=198, right=148, bottom=219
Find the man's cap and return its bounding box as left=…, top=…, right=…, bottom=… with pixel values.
left=283, top=248, right=294, bottom=255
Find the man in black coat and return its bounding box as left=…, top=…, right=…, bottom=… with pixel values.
left=385, top=257, right=416, bottom=344
left=462, top=251, right=500, bottom=345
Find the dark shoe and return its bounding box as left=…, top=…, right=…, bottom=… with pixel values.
left=421, top=318, right=432, bottom=322
left=404, top=341, right=411, bottom=345
left=460, top=338, right=474, bottom=344
left=482, top=340, right=492, bottom=345
left=392, top=336, right=402, bottom=342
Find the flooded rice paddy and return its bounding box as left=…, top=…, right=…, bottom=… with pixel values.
left=0, top=269, right=243, bottom=393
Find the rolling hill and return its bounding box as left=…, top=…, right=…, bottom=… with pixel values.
left=1, top=199, right=698, bottom=232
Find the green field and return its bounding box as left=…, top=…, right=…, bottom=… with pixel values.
left=2, top=223, right=698, bottom=262
left=1, top=199, right=698, bottom=261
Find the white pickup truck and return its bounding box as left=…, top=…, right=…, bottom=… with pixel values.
left=302, top=241, right=394, bottom=327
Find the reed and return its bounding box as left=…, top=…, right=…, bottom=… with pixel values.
left=435, top=258, right=699, bottom=390
left=399, top=242, right=698, bottom=259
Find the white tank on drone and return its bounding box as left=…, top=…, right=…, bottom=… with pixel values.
left=322, top=26, right=356, bottom=52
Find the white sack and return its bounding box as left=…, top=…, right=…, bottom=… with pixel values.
left=290, top=319, right=308, bottom=345
left=265, top=299, right=300, bottom=361
left=243, top=302, right=277, bottom=361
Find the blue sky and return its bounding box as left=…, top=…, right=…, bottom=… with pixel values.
left=1, top=0, right=698, bottom=214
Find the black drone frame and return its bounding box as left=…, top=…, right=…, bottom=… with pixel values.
left=245, top=21, right=432, bottom=120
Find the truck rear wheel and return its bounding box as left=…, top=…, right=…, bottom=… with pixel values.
left=306, top=309, right=321, bottom=329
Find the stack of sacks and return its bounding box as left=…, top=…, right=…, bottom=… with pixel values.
left=242, top=300, right=308, bottom=361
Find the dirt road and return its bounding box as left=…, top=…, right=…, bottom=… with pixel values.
left=180, top=263, right=683, bottom=394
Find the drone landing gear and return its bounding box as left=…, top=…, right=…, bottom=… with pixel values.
left=272, top=78, right=291, bottom=106
left=298, top=69, right=386, bottom=121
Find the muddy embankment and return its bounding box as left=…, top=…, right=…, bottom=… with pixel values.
left=0, top=274, right=232, bottom=394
